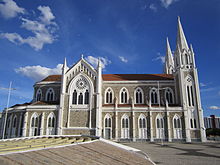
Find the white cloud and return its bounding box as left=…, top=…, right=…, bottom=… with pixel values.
left=0, top=5, right=58, bottom=50
left=209, top=106, right=220, bottom=110
left=85, top=56, right=111, bottom=69
left=160, top=0, right=179, bottom=8
left=119, top=56, right=128, bottom=63
left=152, top=53, right=165, bottom=64
left=15, top=64, right=63, bottom=81
left=149, top=4, right=157, bottom=12
left=37, top=6, right=55, bottom=25
left=0, top=0, right=25, bottom=19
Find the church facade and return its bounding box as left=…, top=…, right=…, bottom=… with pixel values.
left=0, top=18, right=206, bottom=142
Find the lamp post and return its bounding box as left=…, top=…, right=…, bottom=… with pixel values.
left=1, top=81, right=16, bottom=139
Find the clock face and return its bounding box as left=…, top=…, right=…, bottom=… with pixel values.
left=76, top=78, right=87, bottom=90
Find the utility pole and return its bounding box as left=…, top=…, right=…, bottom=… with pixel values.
left=1, top=81, right=16, bottom=139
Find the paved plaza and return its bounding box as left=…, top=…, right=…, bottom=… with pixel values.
left=122, top=141, right=220, bottom=165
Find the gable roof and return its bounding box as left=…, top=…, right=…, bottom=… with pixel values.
left=39, top=74, right=173, bottom=82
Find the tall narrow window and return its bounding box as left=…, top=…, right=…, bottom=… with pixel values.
left=47, top=113, right=56, bottom=135
left=105, top=88, right=113, bottom=104
left=190, top=86, right=194, bottom=106
left=135, top=88, right=143, bottom=104
left=151, top=88, right=158, bottom=104
left=84, top=90, right=89, bottom=104
left=78, top=93, right=83, bottom=104
left=187, top=86, right=191, bottom=106
left=165, top=88, right=174, bottom=104
left=46, top=88, right=54, bottom=102
left=120, top=88, right=128, bottom=104
left=36, top=89, right=42, bottom=101
left=72, top=90, right=77, bottom=104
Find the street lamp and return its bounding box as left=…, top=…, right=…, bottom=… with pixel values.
left=1, top=81, right=16, bottom=139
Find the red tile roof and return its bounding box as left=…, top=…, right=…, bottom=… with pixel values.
left=102, top=74, right=174, bottom=81
left=40, top=75, right=61, bottom=82
left=39, top=74, right=173, bottom=82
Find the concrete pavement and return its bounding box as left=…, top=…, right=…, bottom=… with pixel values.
left=122, top=141, right=220, bottom=165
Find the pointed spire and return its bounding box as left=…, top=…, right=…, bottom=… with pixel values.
left=166, top=37, right=174, bottom=65
left=176, top=16, right=189, bottom=50
left=165, top=37, right=174, bottom=74
left=63, top=57, right=67, bottom=68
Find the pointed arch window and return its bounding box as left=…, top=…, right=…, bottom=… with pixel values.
left=173, top=115, right=182, bottom=139
left=46, top=88, right=55, bottom=102
left=156, top=115, right=164, bottom=139
left=120, top=88, right=128, bottom=104
left=78, top=93, right=83, bottom=104
left=165, top=88, right=174, bottom=104
left=135, top=88, right=143, bottom=104
left=47, top=113, right=56, bottom=135
left=186, top=76, right=195, bottom=107
left=104, top=114, right=112, bottom=139
left=36, top=89, right=42, bottom=101
left=150, top=88, right=158, bottom=104
left=72, top=90, right=77, bottom=104
left=139, top=114, right=147, bottom=139
left=84, top=90, right=89, bottom=104
left=121, top=114, right=129, bottom=139
left=30, top=113, right=40, bottom=136
left=105, top=88, right=113, bottom=104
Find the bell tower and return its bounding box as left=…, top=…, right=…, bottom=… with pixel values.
left=174, top=17, right=206, bottom=142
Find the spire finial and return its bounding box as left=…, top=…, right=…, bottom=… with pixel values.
left=63, top=57, right=67, bottom=68
left=176, top=16, right=189, bottom=50
left=81, top=54, right=84, bottom=59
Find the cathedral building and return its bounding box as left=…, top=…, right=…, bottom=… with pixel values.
left=0, top=17, right=206, bottom=142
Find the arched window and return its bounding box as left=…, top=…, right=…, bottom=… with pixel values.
left=30, top=113, right=40, bottom=136
left=104, top=114, right=112, bottom=139
left=84, top=90, right=89, bottom=104
left=135, top=88, right=144, bottom=104
left=173, top=115, right=182, bottom=139
left=105, top=88, right=113, bottom=104
left=72, top=90, right=77, bottom=104
left=120, top=88, right=128, bottom=104
left=139, top=114, right=147, bottom=139
left=47, top=113, right=56, bottom=135
left=46, top=88, right=55, bottom=102
left=69, top=75, right=92, bottom=105
left=165, top=88, right=174, bottom=104
left=121, top=114, right=129, bottom=139
left=156, top=114, right=164, bottom=139
left=150, top=88, right=158, bottom=104
left=36, top=89, right=42, bottom=101
left=186, top=76, right=194, bottom=107
left=78, top=93, right=83, bottom=104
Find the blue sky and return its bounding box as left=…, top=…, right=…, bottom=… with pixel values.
left=0, top=0, right=219, bottom=117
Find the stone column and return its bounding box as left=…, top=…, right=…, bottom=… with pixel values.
left=40, top=112, right=45, bottom=135
left=132, top=111, right=136, bottom=141
left=167, top=111, right=172, bottom=142
left=22, top=112, right=28, bottom=137
left=150, top=111, right=154, bottom=142
left=115, top=111, right=118, bottom=141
